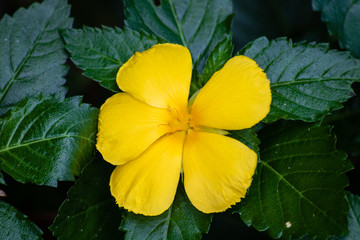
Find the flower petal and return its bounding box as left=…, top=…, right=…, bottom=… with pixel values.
left=96, top=93, right=172, bottom=165
left=183, top=130, right=257, bottom=213
left=190, top=55, right=271, bottom=130
left=110, top=131, right=185, bottom=216
left=117, top=43, right=192, bottom=113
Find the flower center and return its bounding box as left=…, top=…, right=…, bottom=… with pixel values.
left=167, top=107, right=191, bottom=133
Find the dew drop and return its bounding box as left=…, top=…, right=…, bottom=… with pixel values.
left=16, top=40, right=19, bottom=43
left=285, top=221, right=291, bottom=228
left=80, top=229, right=83, bottom=232
left=283, top=103, right=287, bottom=106
left=4, top=38, right=8, bottom=41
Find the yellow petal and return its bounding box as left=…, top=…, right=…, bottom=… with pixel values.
left=110, top=131, right=185, bottom=216
left=190, top=55, right=271, bottom=130
left=183, top=130, right=257, bottom=213
left=96, top=93, right=172, bottom=165
left=117, top=43, right=192, bottom=113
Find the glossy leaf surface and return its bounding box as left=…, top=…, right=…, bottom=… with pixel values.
left=121, top=186, right=212, bottom=240
left=0, top=0, right=72, bottom=114
left=0, top=201, right=42, bottom=240
left=50, top=159, right=123, bottom=240
left=124, top=0, right=233, bottom=70
left=313, top=0, right=360, bottom=57
left=0, top=95, right=98, bottom=186
left=240, top=37, right=360, bottom=122
left=62, top=27, right=158, bottom=92
left=235, top=122, right=353, bottom=239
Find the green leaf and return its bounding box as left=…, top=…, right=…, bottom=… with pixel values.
left=334, top=192, right=360, bottom=240
left=124, top=0, right=233, bottom=70
left=121, top=185, right=212, bottom=240
left=325, top=95, right=360, bottom=158
left=229, top=127, right=260, bottom=154
left=62, top=27, right=158, bottom=92
left=0, top=0, right=72, bottom=115
left=312, top=0, right=360, bottom=58
left=197, top=36, right=234, bottom=87
left=0, top=172, right=4, bottom=185
left=0, top=94, right=99, bottom=186
left=239, top=37, right=360, bottom=122
left=234, top=122, right=353, bottom=239
left=0, top=201, right=42, bottom=240
left=50, top=158, right=123, bottom=240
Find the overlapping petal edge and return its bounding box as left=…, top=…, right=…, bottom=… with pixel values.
left=96, top=43, right=271, bottom=216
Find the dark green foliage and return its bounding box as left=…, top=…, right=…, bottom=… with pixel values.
left=124, top=0, right=233, bottom=70
left=335, top=192, right=360, bottom=240
left=0, top=0, right=72, bottom=115
left=240, top=37, right=360, bottom=122
left=0, top=172, right=4, bottom=185
left=197, top=36, right=234, bottom=87
left=121, top=186, right=212, bottom=240
left=235, top=122, right=353, bottom=239
left=0, top=94, right=98, bottom=186
left=325, top=95, right=360, bottom=158
left=1, top=1, right=360, bottom=240
left=50, top=159, right=123, bottom=240
left=229, top=127, right=260, bottom=154
left=313, top=0, right=360, bottom=57
left=0, top=201, right=42, bottom=240
left=62, top=27, right=158, bottom=92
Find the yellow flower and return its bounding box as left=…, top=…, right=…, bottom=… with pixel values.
left=96, top=43, right=271, bottom=216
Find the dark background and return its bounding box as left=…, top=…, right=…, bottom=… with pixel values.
left=0, top=0, right=359, bottom=239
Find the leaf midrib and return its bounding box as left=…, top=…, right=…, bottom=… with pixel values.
left=0, top=8, right=55, bottom=106
left=0, top=134, right=93, bottom=154
left=144, top=204, right=174, bottom=240
left=168, top=0, right=187, bottom=47
left=261, top=160, right=341, bottom=227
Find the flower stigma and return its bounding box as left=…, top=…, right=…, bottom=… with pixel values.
left=166, top=106, right=192, bottom=133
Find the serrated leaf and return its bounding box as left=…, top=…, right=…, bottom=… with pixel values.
left=0, top=94, right=98, bottom=186
left=50, top=158, right=123, bottom=240
left=0, top=201, right=42, bottom=240
left=62, top=27, right=158, bottom=92
left=325, top=95, right=360, bottom=158
left=333, top=192, right=360, bottom=240
left=0, top=0, right=72, bottom=115
left=239, top=37, right=360, bottom=122
left=234, top=122, right=353, bottom=239
left=197, top=36, right=234, bottom=88
left=312, top=0, right=360, bottom=58
left=124, top=0, right=233, bottom=70
left=121, top=185, right=212, bottom=240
